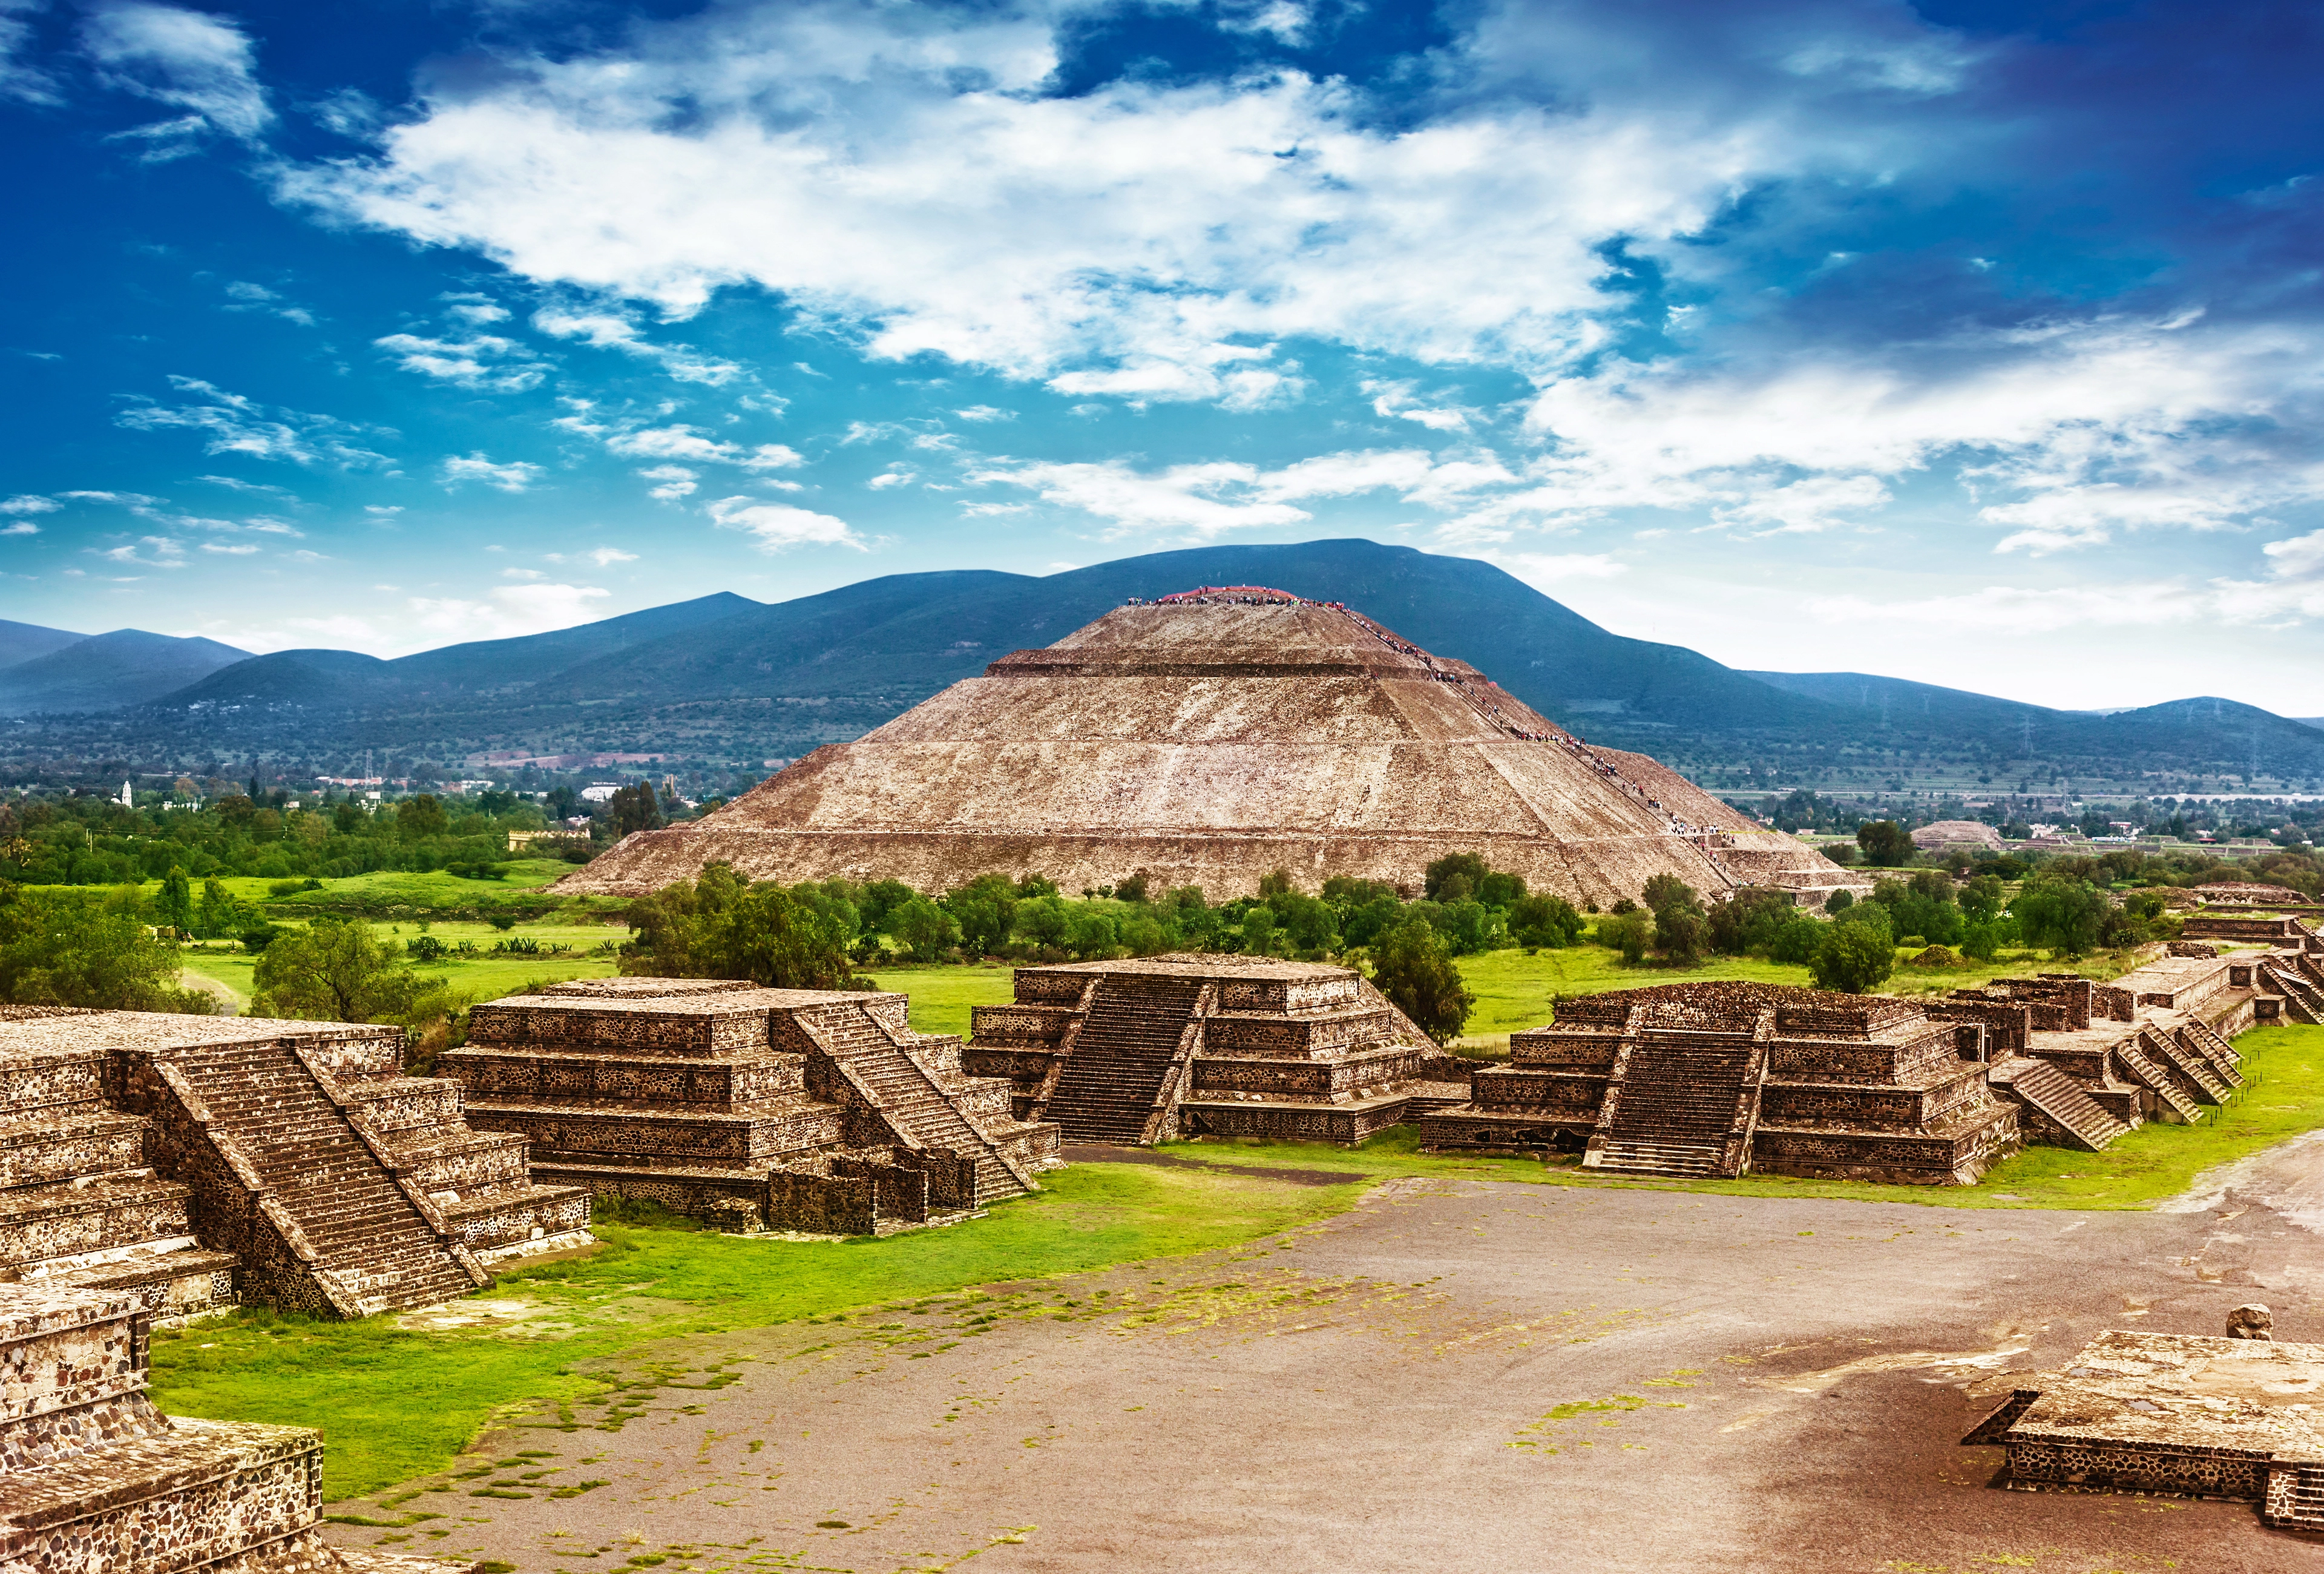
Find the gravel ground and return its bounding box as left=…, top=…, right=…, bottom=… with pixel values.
left=326, top=1158, right=2324, bottom=1574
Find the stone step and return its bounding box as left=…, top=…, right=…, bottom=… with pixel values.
left=1991, top=1058, right=2131, bottom=1150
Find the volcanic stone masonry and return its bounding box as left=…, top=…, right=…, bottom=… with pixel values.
left=0, top=1281, right=466, bottom=1573
left=1965, top=1324, right=2324, bottom=1532
left=0, top=1007, right=588, bottom=1322
left=961, top=955, right=1465, bottom=1147
left=1417, top=937, right=2295, bottom=1181
left=442, top=977, right=1061, bottom=1236
left=554, top=586, right=1863, bottom=910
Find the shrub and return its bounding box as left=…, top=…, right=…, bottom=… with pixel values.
left=1810, top=921, right=1896, bottom=994
left=1509, top=892, right=1585, bottom=949
left=1908, top=944, right=1961, bottom=969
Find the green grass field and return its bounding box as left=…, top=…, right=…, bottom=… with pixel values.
left=180, top=918, right=623, bottom=1013
left=862, top=963, right=1020, bottom=1037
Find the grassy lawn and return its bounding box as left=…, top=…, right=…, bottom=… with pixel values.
left=862, top=963, right=1020, bottom=1037
left=148, top=1159, right=1364, bottom=1502
left=180, top=918, right=622, bottom=1013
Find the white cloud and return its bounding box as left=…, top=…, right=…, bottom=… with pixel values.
left=0, top=522, right=38, bottom=537
left=1, top=0, right=60, bottom=105
left=867, top=467, right=914, bottom=490
left=706, top=495, right=861, bottom=551
left=599, top=423, right=803, bottom=471
left=96, top=535, right=187, bottom=568
left=637, top=464, right=697, bottom=501
left=533, top=308, right=743, bottom=386
left=115, top=376, right=389, bottom=467
left=277, top=0, right=1863, bottom=406
left=586, top=546, right=638, bottom=565
left=439, top=452, right=545, bottom=492
left=375, top=332, right=545, bottom=392
left=200, top=541, right=259, bottom=555
left=408, top=582, right=612, bottom=642
left=441, top=292, right=510, bottom=326
left=1492, top=550, right=1628, bottom=583
left=223, top=280, right=316, bottom=327
left=1711, top=473, right=1890, bottom=537
left=971, top=447, right=1512, bottom=538
left=82, top=2, right=271, bottom=154
left=196, top=474, right=300, bottom=500
left=0, top=495, right=58, bottom=516
left=953, top=405, right=1014, bottom=423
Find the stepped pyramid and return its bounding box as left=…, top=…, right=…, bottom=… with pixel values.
left=963, top=955, right=1449, bottom=1147
left=443, top=978, right=1061, bottom=1235
left=1420, top=981, right=2022, bottom=1185
left=0, top=1009, right=589, bottom=1321
left=558, top=588, right=1858, bottom=908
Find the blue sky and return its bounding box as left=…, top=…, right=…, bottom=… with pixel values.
left=6, top=0, right=2324, bottom=712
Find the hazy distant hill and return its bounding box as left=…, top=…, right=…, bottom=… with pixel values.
left=6, top=539, right=2322, bottom=792
left=0, top=619, right=84, bottom=672
left=0, top=628, right=248, bottom=716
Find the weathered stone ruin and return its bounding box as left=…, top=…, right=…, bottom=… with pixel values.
left=0, top=1282, right=461, bottom=1572
left=0, top=1008, right=586, bottom=1322
left=962, top=956, right=1458, bottom=1146
left=1418, top=982, right=2021, bottom=1184
left=1966, top=1325, right=2324, bottom=1532
left=1926, top=960, right=2251, bottom=1144
left=556, top=588, right=1860, bottom=909
left=443, top=978, right=1059, bottom=1236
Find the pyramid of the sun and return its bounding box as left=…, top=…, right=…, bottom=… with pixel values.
left=559, top=588, right=1857, bottom=907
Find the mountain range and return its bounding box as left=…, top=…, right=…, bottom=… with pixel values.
left=5, top=539, right=2321, bottom=794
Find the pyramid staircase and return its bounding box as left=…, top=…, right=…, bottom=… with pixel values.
left=2109, top=1036, right=2205, bottom=1125
left=801, top=1004, right=1036, bottom=1204
left=1988, top=1058, right=2133, bottom=1151
left=2272, top=1461, right=2324, bottom=1531
left=1586, top=1027, right=1764, bottom=1178
left=2144, top=1030, right=2236, bottom=1106
left=2176, top=1018, right=2245, bottom=1085
left=162, top=1041, right=485, bottom=1317
left=1043, top=976, right=1207, bottom=1144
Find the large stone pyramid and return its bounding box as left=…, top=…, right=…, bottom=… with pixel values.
left=559, top=588, right=1856, bottom=907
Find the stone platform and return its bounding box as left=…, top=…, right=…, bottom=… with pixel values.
left=1968, top=1328, right=2324, bottom=1531
left=0, top=1009, right=588, bottom=1321
left=1419, top=982, right=2021, bottom=1184
left=963, top=955, right=1434, bottom=1147
left=0, top=1282, right=469, bottom=1573
left=444, top=978, right=1059, bottom=1236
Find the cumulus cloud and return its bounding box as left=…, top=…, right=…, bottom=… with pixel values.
left=594, top=422, right=803, bottom=471
left=115, top=376, right=389, bottom=467
left=82, top=2, right=271, bottom=156
left=0, top=495, right=59, bottom=516
left=276, top=0, right=1892, bottom=405
left=439, top=452, right=545, bottom=492
left=706, top=496, right=861, bottom=551
left=586, top=546, right=638, bottom=565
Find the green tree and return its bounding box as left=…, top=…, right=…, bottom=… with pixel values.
left=1856, top=820, right=1914, bottom=867
left=195, top=877, right=240, bottom=940
left=396, top=794, right=450, bottom=839
left=1959, top=874, right=2007, bottom=923
left=0, top=884, right=215, bottom=1012
left=1706, top=887, right=1796, bottom=956
left=2011, top=876, right=2113, bottom=959
left=1239, top=904, right=1281, bottom=957
left=891, top=896, right=961, bottom=962
left=943, top=874, right=1019, bottom=958
left=251, top=917, right=445, bottom=1023
left=1768, top=912, right=1824, bottom=964
left=605, top=782, right=662, bottom=838
left=1368, top=916, right=1474, bottom=1044
left=1825, top=888, right=1855, bottom=914
left=156, top=866, right=194, bottom=935
left=1508, top=892, right=1585, bottom=949
left=1810, top=921, right=1896, bottom=993
left=1424, top=852, right=1489, bottom=903
left=1641, top=874, right=1701, bottom=919
left=1599, top=909, right=1653, bottom=964
left=1653, top=906, right=1710, bottom=965
left=623, top=864, right=866, bottom=989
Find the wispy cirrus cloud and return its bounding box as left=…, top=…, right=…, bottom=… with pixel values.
left=82, top=1, right=270, bottom=159
left=114, top=377, right=390, bottom=467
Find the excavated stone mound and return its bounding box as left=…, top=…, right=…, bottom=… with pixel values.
left=560, top=589, right=1857, bottom=908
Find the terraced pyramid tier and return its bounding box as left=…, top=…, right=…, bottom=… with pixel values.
left=965, top=954, right=1440, bottom=1147
left=558, top=590, right=1859, bottom=908
left=446, top=978, right=1060, bottom=1236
